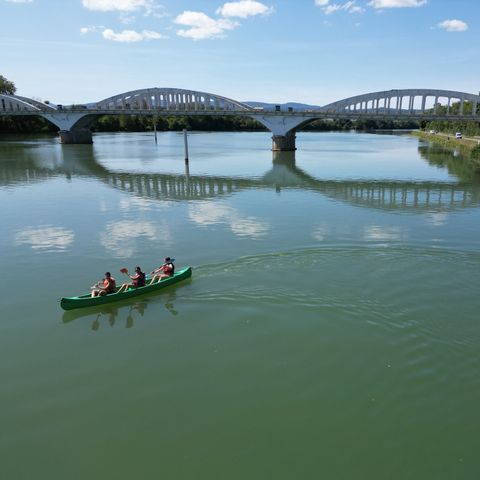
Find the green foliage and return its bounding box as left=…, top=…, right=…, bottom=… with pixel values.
left=0, top=113, right=422, bottom=135
left=424, top=119, right=480, bottom=137
left=423, top=99, right=480, bottom=136
left=303, top=118, right=419, bottom=131
left=0, top=116, right=56, bottom=133
left=91, top=115, right=266, bottom=132
left=418, top=143, right=480, bottom=182
left=0, top=74, right=16, bottom=95
left=426, top=100, right=479, bottom=116
left=471, top=144, right=480, bottom=160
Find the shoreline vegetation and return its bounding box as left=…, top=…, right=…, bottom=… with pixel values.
left=0, top=114, right=419, bottom=135
left=411, top=130, right=480, bottom=161
left=1, top=112, right=479, bottom=162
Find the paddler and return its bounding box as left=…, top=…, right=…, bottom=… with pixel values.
left=91, top=272, right=117, bottom=297
left=149, top=257, right=175, bottom=284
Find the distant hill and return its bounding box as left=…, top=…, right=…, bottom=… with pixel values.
left=243, top=101, right=321, bottom=111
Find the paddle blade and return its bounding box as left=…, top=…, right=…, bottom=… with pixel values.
left=120, top=268, right=129, bottom=274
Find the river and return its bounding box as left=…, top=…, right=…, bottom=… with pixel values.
left=1, top=131, right=479, bottom=479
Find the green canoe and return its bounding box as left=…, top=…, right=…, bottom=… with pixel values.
left=60, top=267, right=192, bottom=311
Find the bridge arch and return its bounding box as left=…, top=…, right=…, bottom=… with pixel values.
left=320, top=89, right=480, bottom=116
left=95, top=88, right=254, bottom=113
left=3, top=87, right=480, bottom=149
left=0, top=94, right=57, bottom=113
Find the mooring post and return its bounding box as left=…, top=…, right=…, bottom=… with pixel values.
left=154, top=121, right=157, bottom=144
left=183, top=128, right=189, bottom=163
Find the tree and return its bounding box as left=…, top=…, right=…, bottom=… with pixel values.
left=0, top=75, right=16, bottom=95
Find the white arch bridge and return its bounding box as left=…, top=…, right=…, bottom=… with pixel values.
left=1, top=88, right=479, bottom=150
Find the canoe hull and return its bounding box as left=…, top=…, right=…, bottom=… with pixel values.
left=60, top=267, right=192, bottom=311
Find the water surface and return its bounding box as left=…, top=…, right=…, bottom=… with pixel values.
left=1, top=131, right=479, bottom=479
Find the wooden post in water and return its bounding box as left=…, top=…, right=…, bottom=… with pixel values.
left=153, top=121, right=157, bottom=144
left=183, top=128, right=189, bottom=163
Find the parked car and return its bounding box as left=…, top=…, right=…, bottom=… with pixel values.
left=455, top=132, right=462, bottom=139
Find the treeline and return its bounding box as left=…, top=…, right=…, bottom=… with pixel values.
left=0, top=116, right=57, bottom=133
left=92, top=114, right=266, bottom=132
left=422, top=120, right=480, bottom=137
left=0, top=114, right=420, bottom=134
left=303, top=118, right=419, bottom=131
left=90, top=115, right=420, bottom=132
left=422, top=99, right=480, bottom=136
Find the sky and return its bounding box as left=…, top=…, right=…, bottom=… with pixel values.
left=1, top=0, right=478, bottom=105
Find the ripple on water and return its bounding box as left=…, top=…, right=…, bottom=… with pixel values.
left=184, top=245, right=480, bottom=405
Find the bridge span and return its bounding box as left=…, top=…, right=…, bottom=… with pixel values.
left=1, top=88, right=479, bottom=150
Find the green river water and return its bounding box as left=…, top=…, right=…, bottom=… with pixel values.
left=1, top=131, right=479, bottom=479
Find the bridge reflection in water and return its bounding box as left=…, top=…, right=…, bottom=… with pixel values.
left=1, top=141, right=480, bottom=213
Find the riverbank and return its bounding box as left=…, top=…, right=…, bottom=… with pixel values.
left=412, top=130, right=480, bottom=160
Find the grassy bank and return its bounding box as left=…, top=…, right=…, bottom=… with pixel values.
left=412, top=130, right=480, bottom=161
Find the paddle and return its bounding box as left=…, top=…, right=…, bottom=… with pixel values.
left=120, top=267, right=130, bottom=276
left=90, top=280, right=103, bottom=290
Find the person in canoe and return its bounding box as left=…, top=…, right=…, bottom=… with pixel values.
left=149, top=257, right=175, bottom=284
left=91, top=272, right=117, bottom=297
left=118, top=266, right=146, bottom=293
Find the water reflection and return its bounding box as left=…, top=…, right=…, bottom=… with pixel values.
left=418, top=142, right=480, bottom=183
left=62, top=290, right=181, bottom=331
left=14, top=225, right=74, bottom=251
left=188, top=202, right=270, bottom=238
left=2, top=138, right=480, bottom=213
left=99, top=219, right=173, bottom=258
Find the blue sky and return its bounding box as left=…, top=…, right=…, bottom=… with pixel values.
left=1, top=0, right=478, bottom=105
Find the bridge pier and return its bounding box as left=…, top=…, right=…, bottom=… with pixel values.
left=59, top=129, right=93, bottom=144
left=272, top=149, right=296, bottom=165
left=272, top=131, right=296, bottom=151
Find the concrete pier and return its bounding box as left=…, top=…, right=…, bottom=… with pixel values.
left=272, top=131, right=296, bottom=151
left=59, top=129, right=93, bottom=144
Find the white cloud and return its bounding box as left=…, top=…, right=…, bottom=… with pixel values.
left=216, top=0, right=273, bottom=18
left=438, top=19, right=468, bottom=32
left=363, top=225, right=404, bottom=242
left=175, top=11, right=238, bottom=40
left=119, top=197, right=155, bottom=211
left=426, top=212, right=448, bottom=226
left=15, top=226, right=74, bottom=251
left=230, top=217, right=269, bottom=238
left=315, top=0, right=330, bottom=5
left=80, top=25, right=106, bottom=35
left=119, top=12, right=137, bottom=24
left=368, top=0, right=426, bottom=8
left=189, top=203, right=269, bottom=239
left=322, top=1, right=365, bottom=14
left=102, top=28, right=165, bottom=42
left=324, top=3, right=341, bottom=13
left=82, top=0, right=155, bottom=12
left=100, top=220, right=172, bottom=257
left=142, top=30, right=165, bottom=39
left=312, top=224, right=331, bottom=241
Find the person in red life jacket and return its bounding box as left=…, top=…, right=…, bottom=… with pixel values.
left=118, top=266, right=146, bottom=293
left=149, top=257, right=175, bottom=284
left=91, top=272, right=117, bottom=297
